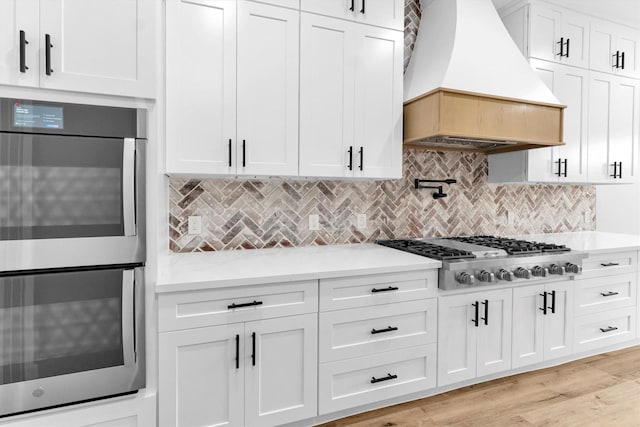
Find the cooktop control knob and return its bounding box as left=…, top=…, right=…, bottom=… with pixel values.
left=478, top=270, right=495, bottom=283
left=564, top=263, right=582, bottom=274
left=514, top=267, right=531, bottom=279
left=456, top=272, right=475, bottom=285
left=496, top=269, right=514, bottom=281
left=549, top=264, right=566, bottom=275
left=531, top=265, right=548, bottom=277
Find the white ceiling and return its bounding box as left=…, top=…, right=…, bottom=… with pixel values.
left=491, top=0, right=640, bottom=28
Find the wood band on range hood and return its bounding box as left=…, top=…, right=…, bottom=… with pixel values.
left=403, top=88, right=566, bottom=155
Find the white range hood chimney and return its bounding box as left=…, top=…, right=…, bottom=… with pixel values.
left=403, top=0, right=566, bottom=153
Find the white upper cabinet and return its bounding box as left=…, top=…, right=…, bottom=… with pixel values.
left=166, top=0, right=236, bottom=175
left=587, top=72, right=639, bottom=184
left=590, top=19, right=640, bottom=78
left=528, top=2, right=589, bottom=68
left=0, top=0, right=39, bottom=87
left=237, top=1, right=300, bottom=177
left=300, top=0, right=403, bottom=31
left=0, top=0, right=155, bottom=98
left=299, top=13, right=402, bottom=178
left=166, top=0, right=299, bottom=177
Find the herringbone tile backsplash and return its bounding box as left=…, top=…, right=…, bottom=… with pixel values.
left=169, top=150, right=595, bottom=252
left=168, top=0, right=596, bottom=252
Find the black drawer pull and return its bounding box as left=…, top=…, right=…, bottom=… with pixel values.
left=371, top=326, right=398, bottom=335
left=45, top=33, right=53, bottom=75
left=600, top=326, right=618, bottom=333
left=19, top=30, right=29, bottom=73
left=601, top=291, right=619, bottom=297
left=600, top=262, right=620, bottom=267
left=235, top=334, right=240, bottom=369
left=371, top=286, right=398, bottom=293
left=228, top=300, right=263, bottom=309
left=370, top=373, right=397, bottom=384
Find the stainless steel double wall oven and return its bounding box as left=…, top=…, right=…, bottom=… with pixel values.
left=0, top=98, right=146, bottom=417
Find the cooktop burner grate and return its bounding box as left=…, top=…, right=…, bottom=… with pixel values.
left=445, top=235, right=571, bottom=255
left=377, top=239, right=476, bottom=260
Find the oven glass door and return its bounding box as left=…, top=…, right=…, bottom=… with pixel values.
left=0, top=133, right=135, bottom=241
left=0, top=267, right=135, bottom=386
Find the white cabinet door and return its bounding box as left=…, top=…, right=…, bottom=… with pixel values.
left=528, top=3, right=588, bottom=68
left=476, top=289, right=512, bottom=377
left=543, top=281, right=574, bottom=360
left=528, top=59, right=588, bottom=183
left=437, top=293, right=478, bottom=386
left=299, top=13, right=355, bottom=178
left=245, top=314, right=318, bottom=427
left=354, top=24, right=403, bottom=179
left=591, top=19, right=640, bottom=78
left=158, top=324, right=245, bottom=427
left=0, top=0, right=39, bottom=87
left=237, top=1, right=299, bottom=177
left=166, top=0, right=236, bottom=175
left=300, top=0, right=402, bottom=30
left=512, top=284, right=546, bottom=368
left=588, top=72, right=639, bottom=183
left=39, top=0, right=155, bottom=98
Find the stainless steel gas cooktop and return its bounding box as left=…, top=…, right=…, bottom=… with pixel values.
left=377, top=235, right=586, bottom=290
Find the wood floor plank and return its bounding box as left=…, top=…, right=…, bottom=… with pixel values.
left=317, top=346, right=640, bottom=427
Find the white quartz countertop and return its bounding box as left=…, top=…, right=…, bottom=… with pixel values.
left=156, top=243, right=441, bottom=293
left=509, top=231, right=640, bottom=253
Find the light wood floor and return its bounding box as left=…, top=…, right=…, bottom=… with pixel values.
left=318, top=346, right=640, bottom=427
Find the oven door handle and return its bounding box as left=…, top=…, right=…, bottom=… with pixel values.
left=122, top=138, right=137, bottom=236
left=121, top=268, right=137, bottom=366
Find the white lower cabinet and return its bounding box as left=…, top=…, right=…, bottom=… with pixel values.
left=437, top=289, right=513, bottom=386
left=318, top=344, right=437, bottom=414
left=512, top=282, right=574, bottom=369
left=159, top=314, right=317, bottom=427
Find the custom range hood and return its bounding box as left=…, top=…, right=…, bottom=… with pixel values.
left=403, top=0, right=565, bottom=154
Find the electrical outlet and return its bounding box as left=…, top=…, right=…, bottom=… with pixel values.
left=584, top=209, right=593, bottom=225
left=357, top=214, right=367, bottom=230
left=309, top=214, right=320, bottom=231
left=506, top=211, right=516, bottom=226
left=188, top=216, right=202, bottom=235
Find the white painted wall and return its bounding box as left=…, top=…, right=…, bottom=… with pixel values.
left=596, top=183, right=640, bottom=234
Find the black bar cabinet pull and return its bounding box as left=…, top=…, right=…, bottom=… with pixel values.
left=19, top=30, right=29, bottom=73
left=228, top=300, right=263, bottom=309
left=611, top=162, right=619, bottom=179
left=358, top=146, right=364, bottom=171
left=557, top=37, right=564, bottom=57
left=472, top=301, right=479, bottom=327
left=562, top=159, right=568, bottom=177
left=349, top=0, right=355, bottom=12
left=370, top=373, right=397, bottom=384
left=348, top=146, right=353, bottom=170
left=242, top=140, right=246, bottom=167
left=360, top=0, right=366, bottom=14
left=235, top=334, right=240, bottom=369
left=371, top=286, right=398, bottom=293
left=621, top=51, right=625, bottom=69
left=600, top=262, right=620, bottom=267
left=481, top=299, right=489, bottom=326
left=600, top=326, right=618, bottom=333
left=228, top=139, right=232, bottom=167
left=45, top=34, right=53, bottom=75
left=549, top=290, right=556, bottom=314
left=539, top=292, right=548, bottom=315
left=613, top=51, right=619, bottom=68
left=619, top=162, right=623, bottom=178
left=371, top=326, right=398, bottom=335
left=565, top=38, right=570, bottom=58
left=555, top=159, right=562, bottom=177
left=251, top=332, right=256, bottom=366
left=600, top=291, right=619, bottom=297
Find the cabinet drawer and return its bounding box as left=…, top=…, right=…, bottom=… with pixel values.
left=575, top=274, right=637, bottom=315
left=574, top=307, right=637, bottom=353
left=581, top=251, right=637, bottom=278
left=319, top=299, right=437, bottom=362
left=319, top=270, right=437, bottom=311
left=159, top=280, right=318, bottom=332
left=318, top=344, right=437, bottom=414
